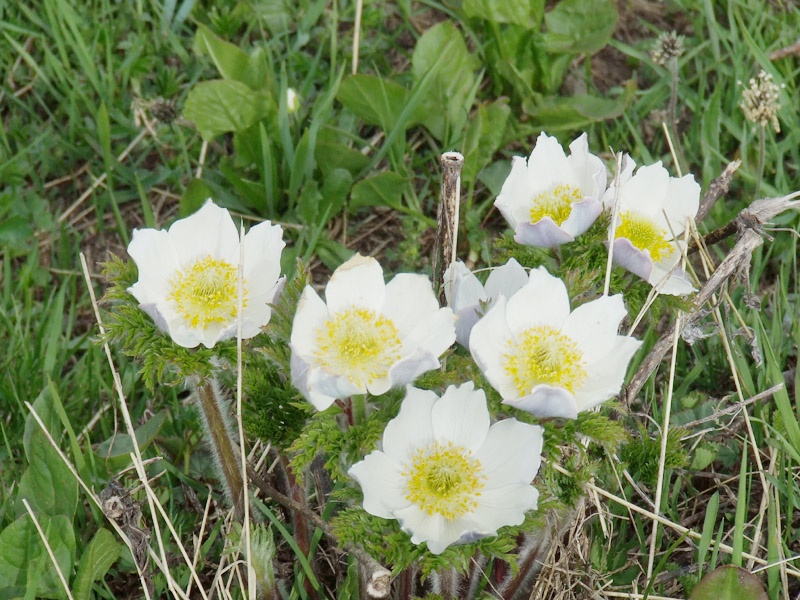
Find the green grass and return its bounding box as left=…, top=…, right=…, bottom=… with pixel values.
left=1, top=0, right=799, bottom=598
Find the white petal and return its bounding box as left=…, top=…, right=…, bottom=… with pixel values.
left=127, top=228, right=181, bottom=303
left=325, top=254, right=385, bottom=313
left=602, top=154, right=636, bottom=210
left=662, top=174, right=700, bottom=237
left=469, top=297, right=513, bottom=376
left=169, top=199, right=239, bottom=265
left=381, top=273, right=443, bottom=339
left=619, top=162, right=669, bottom=219
left=483, top=258, right=528, bottom=301
left=394, top=504, right=463, bottom=555
left=503, top=385, right=579, bottom=419
left=307, top=366, right=363, bottom=403
left=505, top=268, right=570, bottom=333
left=382, top=386, right=437, bottom=458
left=348, top=452, right=408, bottom=519
left=290, top=287, right=330, bottom=358
left=241, top=220, right=285, bottom=284
left=443, top=261, right=485, bottom=312
left=386, top=351, right=441, bottom=389
left=574, top=335, right=642, bottom=411
left=494, top=156, right=530, bottom=230
left=562, top=294, right=627, bottom=364
left=514, top=218, right=575, bottom=248
left=431, top=383, right=489, bottom=453
left=398, top=306, right=456, bottom=363
left=568, top=133, right=607, bottom=197
left=467, top=484, right=539, bottom=532
left=454, top=305, right=482, bottom=348
left=525, top=132, right=578, bottom=191
left=559, top=197, right=602, bottom=238
left=611, top=237, right=654, bottom=281
left=475, top=419, right=543, bottom=489
left=650, top=264, right=695, bottom=296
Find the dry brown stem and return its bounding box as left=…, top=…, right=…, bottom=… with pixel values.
left=433, top=151, right=464, bottom=304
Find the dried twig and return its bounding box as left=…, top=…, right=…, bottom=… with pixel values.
left=694, top=159, right=741, bottom=223
left=433, top=151, right=464, bottom=304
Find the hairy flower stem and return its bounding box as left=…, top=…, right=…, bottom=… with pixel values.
left=667, top=56, right=687, bottom=175
left=351, top=394, right=367, bottom=426
left=756, top=125, right=766, bottom=198
left=193, top=378, right=244, bottom=520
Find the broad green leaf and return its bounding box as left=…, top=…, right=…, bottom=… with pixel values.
left=72, top=528, right=122, bottom=600
left=478, top=160, right=512, bottom=198
left=543, top=0, right=617, bottom=54
left=461, top=99, right=511, bottom=185
left=183, top=80, right=271, bottom=140
left=192, top=24, right=252, bottom=87
left=0, top=515, right=76, bottom=599
left=179, top=179, right=214, bottom=217
left=690, top=565, right=767, bottom=600
left=411, top=22, right=480, bottom=142
left=337, top=75, right=415, bottom=132
left=95, top=411, right=167, bottom=466
left=349, top=172, right=408, bottom=213
left=315, top=142, right=370, bottom=176
left=0, top=216, right=33, bottom=252
left=297, top=180, right=321, bottom=226
left=320, top=168, right=352, bottom=227
left=690, top=445, right=717, bottom=471
left=462, top=0, right=544, bottom=28
left=522, top=93, right=627, bottom=131
left=18, top=388, right=77, bottom=519
left=250, top=0, right=293, bottom=36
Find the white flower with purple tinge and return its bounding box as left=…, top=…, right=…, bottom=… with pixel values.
left=470, top=267, right=641, bottom=419
left=290, top=254, right=456, bottom=411
left=603, top=157, right=700, bottom=296
left=442, top=259, right=529, bottom=348
left=495, top=132, right=607, bottom=248
left=127, top=199, right=285, bottom=349
left=348, top=383, right=543, bottom=555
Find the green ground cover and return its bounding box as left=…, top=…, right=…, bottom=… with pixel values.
left=1, top=0, right=799, bottom=598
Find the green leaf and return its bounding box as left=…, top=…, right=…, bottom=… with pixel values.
left=690, top=445, right=717, bottom=471
left=690, top=565, right=767, bottom=600
left=461, top=99, right=511, bottom=185
left=411, top=22, right=480, bottom=142
left=249, top=0, right=293, bottom=36
left=0, top=216, right=34, bottom=252
left=192, top=24, right=253, bottom=87
left=179, top=179, right=214, bottom=217
left=349, top=172, right=408, bottom=213
left=319, top=168, right=352, bottom=227
left=297, top=179, right=321, bottom=226
left=337, top=75, right=415, bottom=132
left=543, top=0, right=617, bottom=54
left=0, top=515, right=76, bottom=599
left=315, top=141, right=370, bottom=177
left=72, top=528, right=122, bottom=600
left=18, top=389, right=77, bottom=519
left=95, top=411, right=167, bottom=467
left=462, top=0, right=544, bottom=28
left=522, top=93, right=627, bottom=130
left=183, top=80, right=271, bottom=140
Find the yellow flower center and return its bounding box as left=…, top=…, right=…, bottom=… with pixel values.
left=615, top=211, right=672, bottom=263
left=168, top=255, right=245, bottom=328
left=314, top=307, right=402, bottom=386
left=403, top=441, right=486, bottom=520
left=530, top=184, right=582, bottom=226
left=503, top=326, right=586, bottom=395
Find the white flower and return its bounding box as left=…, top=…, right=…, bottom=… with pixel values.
left=348, top=383, right=543, bottom=555
left=603, top=157, right=700, bottom=296
left=442, top=259, right=529, bottom=347
left=495, top=132, right=607, bottom=248
left=290, top=254, right=456, bottom=411
left=286, top=88, right=300, bottom=113
left=470, top=267, right=642, bottom=419
left=127, top=199, right=285, bottom=349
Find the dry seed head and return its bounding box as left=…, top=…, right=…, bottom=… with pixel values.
left=650, top=31, right=685, bottom=65
left=739, top=70, right=784, bottom=132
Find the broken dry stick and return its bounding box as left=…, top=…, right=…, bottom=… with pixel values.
left=433, top=151, right=464, bottom=305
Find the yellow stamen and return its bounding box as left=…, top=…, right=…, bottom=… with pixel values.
left=402, top=441, right=486, bottom=520
left=615, top=211, right=672, bottom=263
left=530, top=184, right=582, bottom=226
left=314, top=307, right=402, bottom=386
left=169, top=255, right=245, bottom=328
left=503, top=326, right=586, bottom=395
